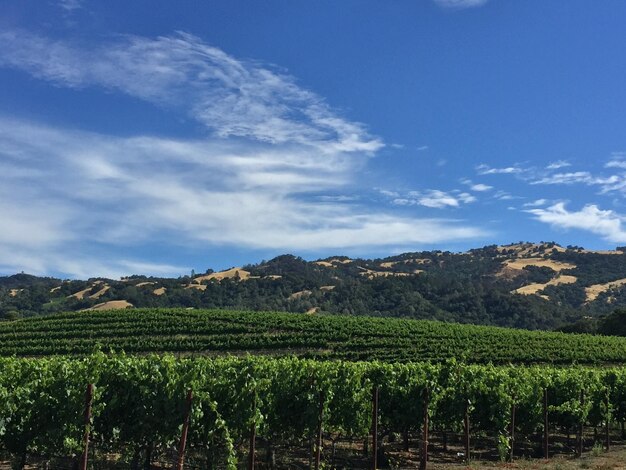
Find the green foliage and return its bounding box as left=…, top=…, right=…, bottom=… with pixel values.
left=0, top=355, right=624, bottom=465
left=3, top=308, right=626, bottom=364
left=0, top=309, right=626, bottom=364
left=598, top=308, right=626, bottom=336
left=6, top=244, right=626, bottom=330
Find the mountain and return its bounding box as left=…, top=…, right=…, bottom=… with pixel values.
left=3, top=242, right=626, bottom=330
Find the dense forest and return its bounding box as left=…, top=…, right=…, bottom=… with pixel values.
left=3, top=242, right=626, bottom=331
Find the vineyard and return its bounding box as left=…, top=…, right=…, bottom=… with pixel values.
left=2, top=308, right=626, bottom=364
left=4, top=309, right=626, bottom=468
left=1, top=355, right=626, bottom=469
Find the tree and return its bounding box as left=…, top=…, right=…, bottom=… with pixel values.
left=598, top=308, right=626, bottom=336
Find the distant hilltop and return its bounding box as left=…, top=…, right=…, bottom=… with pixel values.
left=3, top=242, right=626, bottom=331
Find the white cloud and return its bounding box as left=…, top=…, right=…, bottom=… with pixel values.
left=388, top=189, right=476, bottom=209
left=460, top=178, right=492, bottom=192
left=531, top=171, right=625, bottom=194
left=433, top=0, right=489, bottom=9
left=493, top=190, right=516, bottom=201
left=606, top=160, right=626, bottom=169
left=0, top=30, right=382, bottom=154
left=533, top=172, right=590, bottom=184
left=470, top=183, right=493, bottom=192
left=316, top=195, right=359, bottom=202
left=58, top=0, right=83, bottom=11
left=523, top=198, right=548, bottom=208
left=606, top=153, right=626, bottom=170
left=476, top=164, right=524, bottom=175
left=546, top=160, right=571, bottom=170
left=526, top=203, right=626, bottom=243
left=457, top=192, right=477, bottom=203
left=0, top=31, right=491, bottom=277
left=0, top=117, right=485, bottom=277
left=0, top=247, right=188, bottom=280
left=418, top=190, right=462, bottom=208
left=378, top=189, right=400, bottom=198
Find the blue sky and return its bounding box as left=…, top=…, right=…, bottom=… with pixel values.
left=1, top=0, right=626, bottom=278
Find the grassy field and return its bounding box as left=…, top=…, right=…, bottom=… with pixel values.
left=2, top=308, right=626, bottom=364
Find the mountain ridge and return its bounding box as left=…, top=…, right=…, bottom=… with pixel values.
left=3, top=241, right=626, bottom=330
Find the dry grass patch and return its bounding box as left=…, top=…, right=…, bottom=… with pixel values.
left=314, top=260, right=334, bottom=267
left=194, top=267, right=251, bottom=282
left=497, top=243, right=567, bottom=257
left=185, top=284, right=207, bottom=291
left=153, top=287, right=166, bottom=296
left=89, top=285, right=110, bottom=299
left=314, top=258, right=353, bottom=267
left=580, top=249, right=624, bottom=255
left=585, top=278, right=626, bottom=302
left=82, top=300, right=133, bottom=311
left=380, top=258, right=431, bottom=268
left=513, top=275, right=577, bottom=298
left=289, top=290, right=312, bottom=300
left=68, top=286, right=92, bottom=300
left=380, top=261, right=398, bottom=268
left=358, top=267, right=422, bottom=278
left=504, top=258, right=576, bottom=273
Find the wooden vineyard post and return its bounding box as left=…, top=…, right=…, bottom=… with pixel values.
left=174, top=389, right=193, bottom=470
left=577, top=389, right=585, bottom=458
left=248, top=395, right=257, bottom=470
left=605, top=394, right=611, bottom=451
left=80, top=383, right=94, bottom=470
left=371, top=386, right=379, bottom=470
left=419, top=387, right=429, bottom=470
left=464, top=400, right=470, bottom=464
left=543, top=388, right=550, bottom=460
left=314, top=391, right=325, bottom=470
left=509, top=400, right=516, bottom=462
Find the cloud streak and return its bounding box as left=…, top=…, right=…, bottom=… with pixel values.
left=526, top=203, right=626, bottom=243
left=0, top=31, right=487, bottom=277
left=0, top=30, right=382, bottom=153
left=0, top=117, right=487, bottom=276
left=388, top=189, right=477, bottom=209
left=433, top=0, right=489, bottom=9
left=476, top=164, right=525, bottom=175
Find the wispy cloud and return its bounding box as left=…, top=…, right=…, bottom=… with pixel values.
left=493, top=190, right=516, bottom=201
left=58, top=0, right=83, bottom=11
left=0, top=117, right=487, bottom=277
left=546, top=160, right=571, bottom=170
left=531, top=171, right=626, bottom=194
left=433, top=0, right=489, bottom=9
left=526, top=203, right=626, bottom=243
left=389, top=189, right=476, bottom=209
left=460, top=178, right=493, bottom=192
left=471, top=183, right=492, bottom=192
left=476, top=164, right=525, bottom=175
left=0, top=31, right=487, bottom=276
left=523, top=198, right=549, bottom=208
left=606, top=152, right=626, bottom=169
left=0, top=30, right=382, bottom=153
left=606, top=161, right=626, bottom=170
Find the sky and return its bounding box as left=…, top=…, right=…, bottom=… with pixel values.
left=1, top=0, right=626, bottom=279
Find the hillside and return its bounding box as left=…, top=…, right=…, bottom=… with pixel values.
left=3, top=242, right=626, bottom=330
left=3, top=308, right=626, bottom=364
